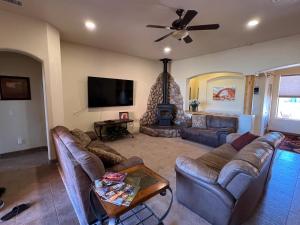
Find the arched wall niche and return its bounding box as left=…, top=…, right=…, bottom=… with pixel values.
left=187, top=71, right=245, bottom=114
left=0, top=50, right=48, bottom=155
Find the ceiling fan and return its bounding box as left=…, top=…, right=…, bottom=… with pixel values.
left=146, top=9, right=220, bottom=44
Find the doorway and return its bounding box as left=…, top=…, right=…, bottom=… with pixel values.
left=0, top=51, right=47, bottom=159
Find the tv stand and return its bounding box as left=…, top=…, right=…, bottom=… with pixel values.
left=94, top=119, right=134, bottom=141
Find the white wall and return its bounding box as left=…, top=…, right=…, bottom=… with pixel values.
left=0, top=10, right=64, bottom=159
left=61, top=42, right=161, bottom=132
left=189, top=73, right=245, bottom=114
left=0, top=52, right=47, bottom=154
left=171, top=34, right=300, bottom=110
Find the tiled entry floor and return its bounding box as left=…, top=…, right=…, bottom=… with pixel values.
left=0, top=148, right=300, bottom=225
left=245, top=150, right=300, bottom=225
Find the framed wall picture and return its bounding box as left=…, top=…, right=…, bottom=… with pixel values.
left=0, top=76, right=31, bottom=100
left=119, top=112, right=129, bottom=120
left=213, top=87, right=236, bottom=101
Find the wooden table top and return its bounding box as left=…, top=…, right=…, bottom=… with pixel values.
left=94, top=164, right=169, bottom=218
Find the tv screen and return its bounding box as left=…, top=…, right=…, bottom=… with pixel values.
left=88, top=76, right=133, bottom=107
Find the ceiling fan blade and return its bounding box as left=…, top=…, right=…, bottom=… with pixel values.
left=187, top=24, right=220, bottom=31
left=180, top=10, right=198, bottom=27
left=146, top=25, right=173, bottom=30
left=183, top=35, right=193, bottom=43
left=154, top=32, right=174, bottom=42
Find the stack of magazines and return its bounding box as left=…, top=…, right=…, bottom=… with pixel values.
left=94, top=172, right=140, bottom=207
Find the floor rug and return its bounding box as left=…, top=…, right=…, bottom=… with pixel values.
left=278, top=134, right=300, bottom=153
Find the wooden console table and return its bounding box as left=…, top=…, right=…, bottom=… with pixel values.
left=94, top=119, right=134, bottom=141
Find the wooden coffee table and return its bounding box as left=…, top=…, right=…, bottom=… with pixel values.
left=89, top=164, right=173, bottom=225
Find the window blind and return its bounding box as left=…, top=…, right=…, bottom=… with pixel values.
left=279, top=75, right=300, bottom=97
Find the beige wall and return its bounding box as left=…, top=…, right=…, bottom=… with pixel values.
left=61, top=42, right=161, bottom=132
left=0, top=10, right=64, bottom=159
left=0, top=52, right=47, bottom=154
left=171, top=34, right=300, bottom=110
left=188, top=73, right=245, bottom=114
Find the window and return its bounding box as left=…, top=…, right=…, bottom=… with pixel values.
left=277, top=75, right=300, bottom=120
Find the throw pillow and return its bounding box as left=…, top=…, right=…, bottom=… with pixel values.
left=192, top=115, right=207, bottom=129
left=71, top=129, right=92, bottom=147
left=231, top=132, right=259, bottom=151
left=87, top=146, right=125, bottom=168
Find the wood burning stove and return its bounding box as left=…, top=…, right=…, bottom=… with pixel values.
left=157, top=58, right=175, bottom=126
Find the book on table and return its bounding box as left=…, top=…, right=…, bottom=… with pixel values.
left=94, top=172, right=140, bottom=207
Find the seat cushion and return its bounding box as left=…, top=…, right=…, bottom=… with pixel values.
left=234, top=141, right=273, bottom=170
left=71, top=129, right=92, bottom=147
left=212, top=143, right=238, bottom=160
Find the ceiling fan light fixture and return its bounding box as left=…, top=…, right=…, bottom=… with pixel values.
left=172, top=30, right=189, bottom=40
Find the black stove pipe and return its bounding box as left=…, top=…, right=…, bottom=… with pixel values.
left=160, top=58, right=172, bottom=104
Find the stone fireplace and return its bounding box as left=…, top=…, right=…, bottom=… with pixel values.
left=140, top=58, right=187, bottom=137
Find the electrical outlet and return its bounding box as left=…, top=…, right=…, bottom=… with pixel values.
left=17, top=137, right=24, bottom=145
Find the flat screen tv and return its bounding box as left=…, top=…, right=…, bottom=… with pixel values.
left=88, top=76, right=133, bottom=107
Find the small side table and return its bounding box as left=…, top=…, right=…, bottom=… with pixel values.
left=89, top=165, right=173, bottom=225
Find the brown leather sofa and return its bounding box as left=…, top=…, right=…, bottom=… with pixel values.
left=175, top=132, right=284, bottom=225
left=180, top=115, right=238, bottom=147
left=52, top=126, right=143, bottom=225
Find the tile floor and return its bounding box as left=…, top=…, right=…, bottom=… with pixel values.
left=0, top=136, right=300, bottom=225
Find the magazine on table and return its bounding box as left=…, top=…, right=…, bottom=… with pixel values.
left=94, top=172, right=141, bottom=207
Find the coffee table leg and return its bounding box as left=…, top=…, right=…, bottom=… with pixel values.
left=158, top=187, right=173, bottom=224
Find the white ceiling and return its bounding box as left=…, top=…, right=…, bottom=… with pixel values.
left=1, top=0, right=300, bottom=60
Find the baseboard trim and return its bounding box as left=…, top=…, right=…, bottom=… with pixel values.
left=0, top=146, right=47, bottom=158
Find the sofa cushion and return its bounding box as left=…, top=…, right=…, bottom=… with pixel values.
left=71, top=129, right=92, bottom=147
left=234, top=141, right=273, bottom=170
left=255, top=132, right=285, bottom=149
left=206, top=115, right=238, bottom=130
left=65, top=142, right=105, bottom=181
left=192, top=115, right=207, bottom=128
left=197, top=152, right=231, bottom=171
left=231, top=132, right=258, bottom=151
left=212, top=143, right=238, bottom=160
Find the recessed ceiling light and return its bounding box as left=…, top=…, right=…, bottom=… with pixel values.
left=247, top=19, right=260, bottom=28
left=85, top=20, right=96, bottom=31
left=163, top=47, right=171, bottom=54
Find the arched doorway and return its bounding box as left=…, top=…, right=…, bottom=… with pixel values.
left=0, top=50, right=48, bottom=159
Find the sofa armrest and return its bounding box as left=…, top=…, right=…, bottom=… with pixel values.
left=175, top=156, right=218, bottom=184
left=226, top=133, right=242, bottom=144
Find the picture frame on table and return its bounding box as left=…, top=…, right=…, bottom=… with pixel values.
left=119, top=112, right=129, bottom=120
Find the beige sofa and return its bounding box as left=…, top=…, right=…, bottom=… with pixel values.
left=175, top=132, right=284, bottom=225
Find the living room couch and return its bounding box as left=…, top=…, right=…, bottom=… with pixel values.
left=51, top=126, right=143, bottom=225
left=180, top=115, right=238, bottom=147
left=175, top=132, right=284, bottom=225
